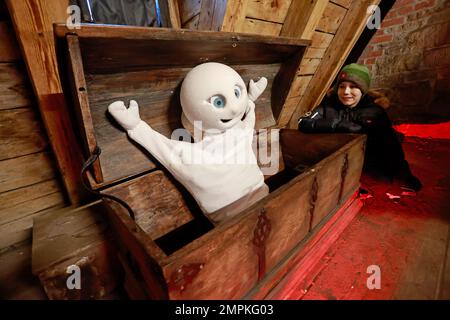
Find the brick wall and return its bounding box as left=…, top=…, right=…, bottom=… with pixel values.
left=357, top=0, right=450, bottom=124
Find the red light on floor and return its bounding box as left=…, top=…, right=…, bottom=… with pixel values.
left=393, top=121, right=450, bottom=139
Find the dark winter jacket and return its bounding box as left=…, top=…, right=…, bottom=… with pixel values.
left=298, top=90, right=414, bottom=182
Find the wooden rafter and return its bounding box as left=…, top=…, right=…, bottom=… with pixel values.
left=168, top=0, right=182, bottom=28
left=6, top=0, right=86, bottom=204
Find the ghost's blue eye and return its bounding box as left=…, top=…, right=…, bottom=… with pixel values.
left=234, top=86, right=241, bottom=98
left=210, top=95, right=226, bottom=108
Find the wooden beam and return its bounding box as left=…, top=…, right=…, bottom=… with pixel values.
left=168, top=0, right=182, bottom=28
left=6, top=0, right=86, bottom=203
left=288, top=0, right=382, bottom=128
left=281, top=0, right=329, bottom=39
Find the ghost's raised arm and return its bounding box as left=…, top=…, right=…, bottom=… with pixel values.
left=108, top=100, right=187, bottom=169
left=248, top=77, right=268, bottom=102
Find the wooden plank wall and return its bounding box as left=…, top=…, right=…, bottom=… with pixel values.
left=0, top=2, right=66, bottom=251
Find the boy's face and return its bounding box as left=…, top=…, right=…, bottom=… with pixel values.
left=337, top=81, right=363, bottom=108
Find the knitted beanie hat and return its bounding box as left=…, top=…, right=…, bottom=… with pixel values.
left=336, top=63, right=371, bottom=94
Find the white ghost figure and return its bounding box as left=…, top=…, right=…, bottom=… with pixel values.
left=108, top=62, right=269, bottom=223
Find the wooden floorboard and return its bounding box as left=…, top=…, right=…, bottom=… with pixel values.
left=437, top=224, right=450, bottom=299
left=0, top=241, right=47, bottom=300
left=393, top=217, right=449, bottom=300
left=274, top=137, right=450, bottom=300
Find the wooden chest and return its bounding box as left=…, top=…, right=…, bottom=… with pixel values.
left=55, top=24, right=366, bottom=299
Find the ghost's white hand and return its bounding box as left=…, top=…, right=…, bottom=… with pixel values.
left=108, top=99, right=188, bottom=171
left=108, top=100, right=141, bottom=131
left=248, top=77, right=268, bottom=102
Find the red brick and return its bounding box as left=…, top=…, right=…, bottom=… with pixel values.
left=366, top=58, right=377, bottom=65
left=361, top=45, right=375, bottom=58
left=397, top=5, right=415, bottom=15
left=385, top=9, right=398, bottom=19
left=367, top=50, right=383, bottom=58
left=415, top=0, right=436, bottom=10
left=375, top=28, right=385, bottom=36
left=372, top=34, right=394, bottom=43
left=393, top=0, right=415, bottom=9
left=415, top=2, right=428, bottom=10
left=381, top=17, right=406, bottom=28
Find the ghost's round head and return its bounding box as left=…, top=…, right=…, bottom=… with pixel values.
left=180, top=62, right=249, bottom=132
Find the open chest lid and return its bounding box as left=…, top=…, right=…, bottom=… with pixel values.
left=54, top=23, right=310, bottom=190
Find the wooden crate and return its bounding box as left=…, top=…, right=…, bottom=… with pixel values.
left=54, top=24, right=366, bottom=299
left=32, top=201, right=122, bottom=300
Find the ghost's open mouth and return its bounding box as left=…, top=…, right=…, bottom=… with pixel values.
left=220, top=109, right=248, bottom=124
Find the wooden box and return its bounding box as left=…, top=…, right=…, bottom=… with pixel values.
left=55, top=24, right=366, bottom=299
left=31, top=201, right=121, bottom=300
